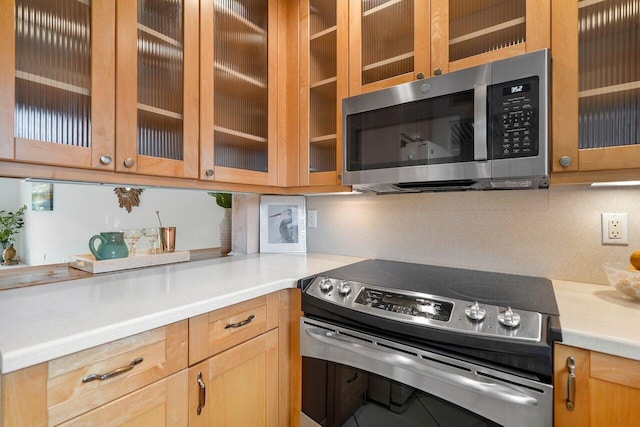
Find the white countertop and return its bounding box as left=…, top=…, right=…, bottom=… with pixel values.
left=0, top=253, right=364, bottom=374
left=553, top=279, right=640, bottom=361
left=2, top=254, right=638, bottom=374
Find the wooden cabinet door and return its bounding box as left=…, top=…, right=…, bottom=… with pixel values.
left=115, top=0, right=199, bottom=178
left=554, top=343, right=640, bottom=427
left=0, top=0, right=116, bottom=171
left=199, top=0, right=278, bottom=186
left=348, top=0, right=430, bottom=95
left=58, top=370, right=188, bottom=427
left=430, top=0, right=550, bottom=75
left=552, top=0, right=640, bottom=177
left=298, top=0, right=349, bottom=187
left=188, top=329, right=279, bottom=427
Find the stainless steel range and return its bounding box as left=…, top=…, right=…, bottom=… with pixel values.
left=299, top=259, right=561, bottom=427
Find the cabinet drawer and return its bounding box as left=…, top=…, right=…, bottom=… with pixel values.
left=189, top=293, right=279, bottom=364
left=2, top=320, right=188, bottom=426
left=59, top=370, right=188, bottom=427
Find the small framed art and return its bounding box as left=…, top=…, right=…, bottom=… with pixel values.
left=31, top=183, right=53, bottom=211
left=259, top=195, right=306, bottom=253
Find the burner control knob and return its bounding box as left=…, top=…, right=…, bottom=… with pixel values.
left=465, top=301, right=486, bottom=321
left=338, top=281, right=351, bottom=296
left=498, top=307, right=521, bottom=328
left=319, top=277, right=333, bottom=293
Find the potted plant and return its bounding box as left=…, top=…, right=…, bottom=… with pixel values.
left=0, top=204, right=26, bottom=264
left=208, top=193, right=232, bottom=255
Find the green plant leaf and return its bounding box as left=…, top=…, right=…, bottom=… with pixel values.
left=207, top=193, right=232, bottom=209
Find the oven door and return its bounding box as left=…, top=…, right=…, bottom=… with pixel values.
left=300, top=318, right=552, bottom=427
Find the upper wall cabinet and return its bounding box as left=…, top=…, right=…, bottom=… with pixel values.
left=115, top=0, right=199, bottom=178
left=348, top=0, right=430, bottom=95
left=0, top=0, right=116, bottom=170
left=430, top=0, right=550, bottom=76
left=199, top=0, right=278, bottom=186
left=552, top=0, right=640, bottom=174
left=299, top=0, right=348, bottom=186
left=348, top=0, right=550, bottom=95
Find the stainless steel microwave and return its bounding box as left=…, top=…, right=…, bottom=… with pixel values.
left=342, top=49, right=550, bottom=193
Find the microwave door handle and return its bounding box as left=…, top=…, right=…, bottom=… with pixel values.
left=474, top=84, right=488, bottom=161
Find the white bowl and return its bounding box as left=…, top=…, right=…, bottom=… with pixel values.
left=603, top=262, right=640, bottom=300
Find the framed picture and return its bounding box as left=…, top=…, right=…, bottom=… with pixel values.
left=260, top=195, right=306, bottom=253
left=31, top=183, right=53, bottom=211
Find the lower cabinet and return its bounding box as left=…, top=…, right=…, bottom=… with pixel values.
left=1, top=321, right=188, bottom=426
left=1, top=290, right=296, bottom=427
left=188, top=330, right=279, bottom=427
left=58, top=371, right=188, bottom=427
left=554, top=343, right=640, bottom=427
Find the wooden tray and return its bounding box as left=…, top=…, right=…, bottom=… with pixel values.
left=70, top=250, right=190, bottom=274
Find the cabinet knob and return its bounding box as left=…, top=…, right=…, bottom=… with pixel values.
left=205, top=169, right=214, bottom=177
left=416, top=72, right=425, bottom=79
left=123, top=157, right=135, bottom=168
left=559, top=156, right=572, bottom=167
left=99, top=154, right=112, bottom=165
left=433, top=68, right=442, bottom=76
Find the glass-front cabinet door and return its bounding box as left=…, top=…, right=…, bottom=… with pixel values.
left=116, top=0, right=198, bottom=178
left=200, top=0, right=277, bottom=186
left=552, top=0, right=640, bottom=174
left=348, top=0, right=430, bottom=95
left=430, top=0, right=550, bottom=75
left=0, top=0, right=116, bottom=170
left=299, top=0, right=348, bottom=186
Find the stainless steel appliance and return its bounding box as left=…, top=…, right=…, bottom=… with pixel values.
left=299, top=259, right=561, bottom=427
left=342, top=49, right=550, bottom=193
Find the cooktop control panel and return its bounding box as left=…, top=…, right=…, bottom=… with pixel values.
left=305, top=276, right=542, bottom=342
left=354, top=289, right=453, bottom=322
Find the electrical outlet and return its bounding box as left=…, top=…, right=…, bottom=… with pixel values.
left=307, top=210, right=318, bottom=228
left=602, top=213, right=629, bottom=245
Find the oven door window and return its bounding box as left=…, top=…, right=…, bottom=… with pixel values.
left=345, top=90, right=475, bottom=172
left=302, top=357, right=501, bottom=427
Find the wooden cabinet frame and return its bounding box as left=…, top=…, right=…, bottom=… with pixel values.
left=115, top=0, right=199, bottom=178
left=0, top=0, right=116, bottom=171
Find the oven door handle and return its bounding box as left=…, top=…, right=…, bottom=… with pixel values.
left=305, top=327, right=539, bottom=407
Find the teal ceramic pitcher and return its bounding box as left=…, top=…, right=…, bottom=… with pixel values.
left=89, top=232, right=128, bottom=260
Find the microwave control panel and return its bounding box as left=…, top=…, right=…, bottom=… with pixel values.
left=489, top=77, right=540, bottom=159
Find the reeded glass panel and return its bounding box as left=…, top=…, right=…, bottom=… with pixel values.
left=449, top=0, right=526, bottom=62
left=578, top=0, right=640, bottom=149
left=361, top=0, right=414, bottom=85
left=214, top=0, right=269, bottom=172
left=15, top=0, right=92, bottom=147
left=137, top=0, right=184, bottom=160
left=309, top=0, right=337, bottom=173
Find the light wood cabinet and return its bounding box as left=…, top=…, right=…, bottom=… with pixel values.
left=187, top=291, right=292, bottom=427
left=554, top=343, right=640, bottom=427
left=188, top=330, right=279, bottom=427
left=552, top=0, right=640, bottom=180
left=430, top=0, right=550, bottom=76
left=347, top=0, right=549, bottom=95
left=0, top=0, right=116, bottom=171
left=298, top=0, right=349, bottom=187
left=1, top=289, right=299, bottom=427
left=199, top=0, right=279, bottom=186
left=1, top=321, right=188, bottom=426
left=115, top=0, right=199, bottom=178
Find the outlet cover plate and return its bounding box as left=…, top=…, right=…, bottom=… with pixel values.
left=602, top=213, right=629, bottom=245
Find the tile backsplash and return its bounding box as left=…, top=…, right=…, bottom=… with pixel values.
left=306, top=185, right=640, bottom=285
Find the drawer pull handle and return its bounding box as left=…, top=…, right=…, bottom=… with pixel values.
left=225, top=314, right=255, bottom=329
left=197, top=372, right=206, bottom=415
left=566, top=356, right=576, bottom=411
left=346, top=372, right=359, bottom=384
left=82, top=357, right=144, bottom=383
